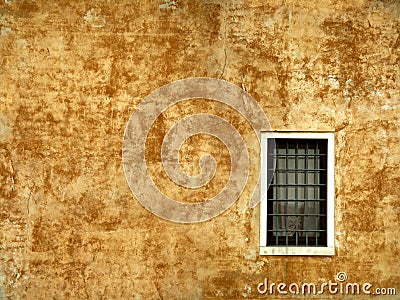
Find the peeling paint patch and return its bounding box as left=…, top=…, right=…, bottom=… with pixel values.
left=159, top=0, right=178, bottom=10
left=327, top=75, right=340, bottom=89
left=83, top=8, right=106, bottom=28
left=243, top=248, right=256, bottom=260
left=0, top=114, right=13, bottom=142
left=242, top=285, right=252, bottom=298
left=0, top=28, right=11, bottom=37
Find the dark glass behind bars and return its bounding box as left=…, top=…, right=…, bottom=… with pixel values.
left=267, top=139, right=328, bottom=247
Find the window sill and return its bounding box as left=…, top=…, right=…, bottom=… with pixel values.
left=259, top=246, right=335, bottom=256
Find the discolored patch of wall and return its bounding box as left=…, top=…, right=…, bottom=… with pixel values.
left=0, top=0, right=399, bottom=299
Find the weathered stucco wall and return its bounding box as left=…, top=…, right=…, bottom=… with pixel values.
left=0, top=0, right=399, bottom=299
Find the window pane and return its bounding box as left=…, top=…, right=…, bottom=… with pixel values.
left=267, top=138, right=328, bottom=247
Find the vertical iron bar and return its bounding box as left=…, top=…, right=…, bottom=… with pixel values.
left=295, top=140, right=299, bottom=246
left=285, top=140, right=289, bottom=246
left=316, top=140, right=319, bottom=246
left=274, top=141, right=279, bottom=246
left=305, top=140, right=308, bottom=246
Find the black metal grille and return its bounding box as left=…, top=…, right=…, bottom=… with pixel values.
left=267, top=139, right=327, bottom=247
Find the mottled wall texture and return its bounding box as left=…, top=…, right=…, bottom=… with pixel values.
left=0, top=0, right=399, bottom=299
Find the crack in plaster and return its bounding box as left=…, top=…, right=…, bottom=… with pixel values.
left=219, top=11, right=228, bottom=78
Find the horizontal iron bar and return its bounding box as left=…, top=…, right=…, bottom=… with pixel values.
left=269, top=168, right=326, bottom=171
left=265, top=245, right=326, bottom=247
left=267, top=214, right=326, bottom=217
left=269, top=154, right=327, bottom=157
left=268, top=199, right=326, bottom=201
left=268, top=229, right=326, bottom=232
left=270, top=184, right=326, bottom=186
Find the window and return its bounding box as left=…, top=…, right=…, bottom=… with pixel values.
left=259, top=132, right=335, bottom=255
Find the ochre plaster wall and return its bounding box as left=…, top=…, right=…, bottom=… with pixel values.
left=0, top=0, right=399, bottom=299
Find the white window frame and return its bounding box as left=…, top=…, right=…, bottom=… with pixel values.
left=259, top=131, right=335, bottom=256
